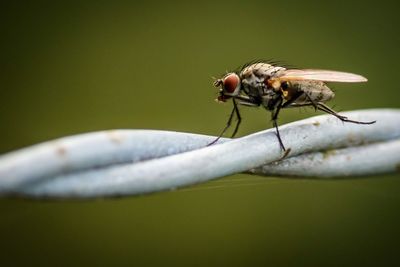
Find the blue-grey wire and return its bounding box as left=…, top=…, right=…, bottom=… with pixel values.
left=0, top=109, right=399, bottom=198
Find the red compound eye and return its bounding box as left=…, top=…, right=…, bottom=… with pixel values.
left=223, top=73, right=240, bottom=93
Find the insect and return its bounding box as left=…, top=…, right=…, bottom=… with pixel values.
left=211, top=60, right=376, bottom=150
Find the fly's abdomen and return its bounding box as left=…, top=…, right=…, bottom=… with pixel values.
left=290, top=80, right=335, bottom=104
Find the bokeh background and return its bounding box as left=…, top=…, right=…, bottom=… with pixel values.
left=1, top=0, right=400, bottom=266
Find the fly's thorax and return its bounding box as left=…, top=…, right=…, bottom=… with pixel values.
left=240, top=63, right=286, bottom=78
left=240, top=63, right=286, bottom=97
left=259, top=88, right=281, bottom=111
left=289, top=80, right=335, bottom=104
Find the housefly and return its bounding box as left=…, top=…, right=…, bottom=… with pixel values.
left=211, top=60, right=375, bottom=150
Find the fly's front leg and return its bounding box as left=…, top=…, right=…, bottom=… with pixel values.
left=208, top=96, right=260, bottom=146
left=235, top=95, right=261, bottom=106
left=232, top=95, right=261, bottom=136
left=231, top=96, right=262, bottom=137
left=238, top=101, right=259, bottom=107
left=231, top=99, right=242, bottom=138
left=207, top=103, right=236, bottom=146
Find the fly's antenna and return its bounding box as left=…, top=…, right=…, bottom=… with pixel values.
left=213, top=78, right=223, bottom=87
left=211, top=76, right=224, bottom=88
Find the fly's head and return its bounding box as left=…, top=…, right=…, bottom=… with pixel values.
left=213, top=73, right=241, bottom=103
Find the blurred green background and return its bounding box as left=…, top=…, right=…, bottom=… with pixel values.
left=1, top=0, right=400, bottom=266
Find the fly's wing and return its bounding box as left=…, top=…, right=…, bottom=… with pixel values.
left=276, top=69, right=367, bottom=83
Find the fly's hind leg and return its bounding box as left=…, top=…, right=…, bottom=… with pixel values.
left=316, top=102, right=376, bottom=124
left=288, top=99, right=376, bottom=125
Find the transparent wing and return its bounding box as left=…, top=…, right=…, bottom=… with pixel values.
left=277, top=69, right=368, bottom=83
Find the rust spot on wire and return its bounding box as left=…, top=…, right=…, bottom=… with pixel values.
left=107, top=131, right=124, bottom=144
left=347, top=133, right=356, bottom=144
left=55, top=145, right=67, bottom=157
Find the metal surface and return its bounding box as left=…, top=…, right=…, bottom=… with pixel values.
left=0, top=109, right=399, bottom=198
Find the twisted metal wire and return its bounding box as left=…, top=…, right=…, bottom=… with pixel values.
left=0, top=109, right=399, bottom=199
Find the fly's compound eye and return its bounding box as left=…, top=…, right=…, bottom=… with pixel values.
left=222, top=73, right=240, bottom=96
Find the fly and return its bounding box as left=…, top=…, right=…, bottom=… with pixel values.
left=210, top=61, right=376, bottom=150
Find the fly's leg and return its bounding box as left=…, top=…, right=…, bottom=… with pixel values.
left=316, top=103, right=376, bottom=124
left=303, top=92, right=319, bottom=110
left=302, top=92, right=364, bottom=123
left=271, top=98, right=286, bottom=151
left=281, top=90, right=304, bottom=108
left=207, top=103, right=236, bottom=146
left=231, top=99, right=242, bottom=138
left=235, top=95, right=261, bottom=107
left=208, top=97, right=259, bottom=146
left=271, top=102, right=292, bottom=159
left=271, top=90, right=304, bottom=152
left=288, top=101, right=376, bottom=125
left=302, top=91, right=375, bottom=124
left=269, top=90, right=305, bottom=157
